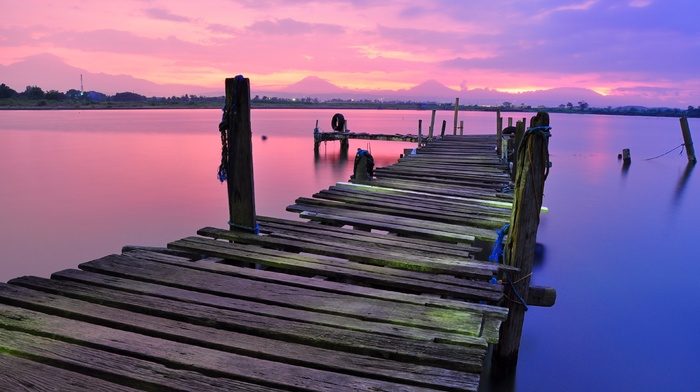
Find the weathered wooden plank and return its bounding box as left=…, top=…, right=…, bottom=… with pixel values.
left=0, top=352, right=142, bottom=392
left=0, top=327, right=283, bottom=392
left=374, top=165, right=510, bottom=183
left=135, top=247, right=509, bottom=319
left=1, top=278, right=486, bottom=371
left=0, top=284, right=477, bottom=391
left=257, top=215, right=483, bottom=255
left=76, top=255, right=488, bottom=336
left=258, top=217, right=482, bottom=259
left=291, top=208, right=497, bottom=242
left=191, top=228, right=502, bottom=276
left=316, top=187, right=511, bottom=219
left=293, top=196, right=508, bottom=229
left=195, top=226, right=510, bottom=275
left=169, top=236, right=503, bottom=302
left=231, top=227, right=498, bottom=289
left=335, top=182, right=514, bottom=208
left=0, top=300, right=447, bottom=392
left=50, top=267, right=492, bottom=348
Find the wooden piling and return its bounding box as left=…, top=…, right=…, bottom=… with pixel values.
left=441, top=120, right=447, bottom=137
left=493, top=111, right=551, bottom=376
left=496, top=111, right=503, bottom=158
left=460, top=120, right=464, bottom=136
left=680, top=116, right=697, bottom=163
left=429, top=110, right=436, bottom=139
left=224, top=76, right=257, bottom=233
left=417, top=119, right=423, bottom=146
left=453, top=98, right=460, bottom=135
left=510, top=121, right=526, bottom=181
left=622, top=148, right=631, bottom=163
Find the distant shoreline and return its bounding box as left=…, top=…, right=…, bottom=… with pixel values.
left=1, top=100, right=696, bottom=118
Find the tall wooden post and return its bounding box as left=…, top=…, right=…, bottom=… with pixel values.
left=224, top=76, right=257, bottom=233
left=429, top=110, right=436, bottom=139
left=510, top=121, right=526, bottom=181
left=453, top=98, right=460, bottom=135
left=493, top=111, right=551, bottom=376
left=496, top=110, right=503, bottom=158
left=417, top=119, right=423, bottom=147
left=680, top=116, right=697, bottom=163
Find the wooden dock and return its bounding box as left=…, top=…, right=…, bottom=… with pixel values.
left=0, top=135, right=521, bottom=391
left=0, top=79, right=554, bottom=391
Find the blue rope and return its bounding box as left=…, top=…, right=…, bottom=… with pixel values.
left=506, top=272, right=529, bottom=311
left=488, top=223, right=509, bottom=284
left=229, top=221, right=260, bottom=234
left=489, top=223, right=510, bottom=263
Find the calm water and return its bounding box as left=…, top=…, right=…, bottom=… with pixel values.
left=1, top=109, right=699, bottom=391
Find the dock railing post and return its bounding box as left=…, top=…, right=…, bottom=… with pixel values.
left=496, top=110, right=503, bottom=158
left=224, top=76, right=258, bottom=234
left=493, top=111, right=551, bottom=376
left=429, top=109, right=436, bottom=140
left=680, top=116, right=697, bottom=163
left=510, top=121, right=526, bottom=181
left=453, top=98, right=459, bottom=135
left=418, top=119, right=423, bottom=147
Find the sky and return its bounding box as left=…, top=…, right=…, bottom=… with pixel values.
left=2, top=0, right=700, bottom=107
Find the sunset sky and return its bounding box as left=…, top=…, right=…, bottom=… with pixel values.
left=2, top=0, right=700, bottom=107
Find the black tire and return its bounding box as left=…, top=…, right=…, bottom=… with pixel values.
left=331, top=113, right=345, bottom=132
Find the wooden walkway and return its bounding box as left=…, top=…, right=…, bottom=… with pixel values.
left=0, top=135, right=518, bottom=391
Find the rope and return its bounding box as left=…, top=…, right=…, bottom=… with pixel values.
left=505, top=272, right=529, bottom=310
left=217, top=105, right=229, bottom=182
left=217, top=75, right=244, bottom=183
left=489, top=224, right=510, bottom=264
left=644, top=143, right=685, bottom=161
left=500, top=184, right=514, bottom=194
left=228, top=221, right=260, bottom=234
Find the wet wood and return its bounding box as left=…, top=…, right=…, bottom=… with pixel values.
left=494, top=111, right=551, bottom=375
left=0, top=129, right=550, bottom=391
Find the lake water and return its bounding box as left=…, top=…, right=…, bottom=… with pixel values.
left=1, top=108, right=699, bottom=391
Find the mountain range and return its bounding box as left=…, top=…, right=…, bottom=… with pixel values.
left=1, top=53, right=653, bottom=108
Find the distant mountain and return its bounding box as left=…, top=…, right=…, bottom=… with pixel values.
left=281, top=76, right=346, bottom=94
left=0, top=53, right=221, bottom=97
left=0, top=53, right=667, bottom=108
left=400, top=79, right=460, bottom=101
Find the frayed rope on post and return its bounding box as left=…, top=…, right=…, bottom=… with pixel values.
left=488, top=223, right=509, bottom=284
left=229, top=221, right=260, bottom=235
left=217, top=75, right=245, bottom=183
left=489, top=223, right=510, bottom=264
left=505, top=272, right=529, bottom=311
left=644, top=143, right=685, bottom=161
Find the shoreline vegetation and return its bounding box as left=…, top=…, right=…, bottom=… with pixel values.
left=2, top=83, right=700, bottom=118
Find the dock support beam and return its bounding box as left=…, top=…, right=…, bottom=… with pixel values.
left=493, top=111, right=551, bottom=376
left=496, top=110, right=503, bottom=158
left=224, top=76, right=258, bottom=233
left=453, top=98, right=459, bottom=135
left=680, top=116, right=697, bottom=163
left=418, top=119, right=423, bottom=147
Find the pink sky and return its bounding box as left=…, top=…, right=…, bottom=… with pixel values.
left=2, top=0, right=699, bottom=107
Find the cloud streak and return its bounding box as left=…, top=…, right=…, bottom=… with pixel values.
left=1, top=0, right=699, bottom=106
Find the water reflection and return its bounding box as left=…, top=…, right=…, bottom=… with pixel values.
left=673, top=162, right=696, bottom=206
left=620, top=159, right=631, bottom=177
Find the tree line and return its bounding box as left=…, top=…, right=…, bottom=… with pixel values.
left=2, top=82, right=699, bottom=118
left=0, top=83, right=222, bottom=106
